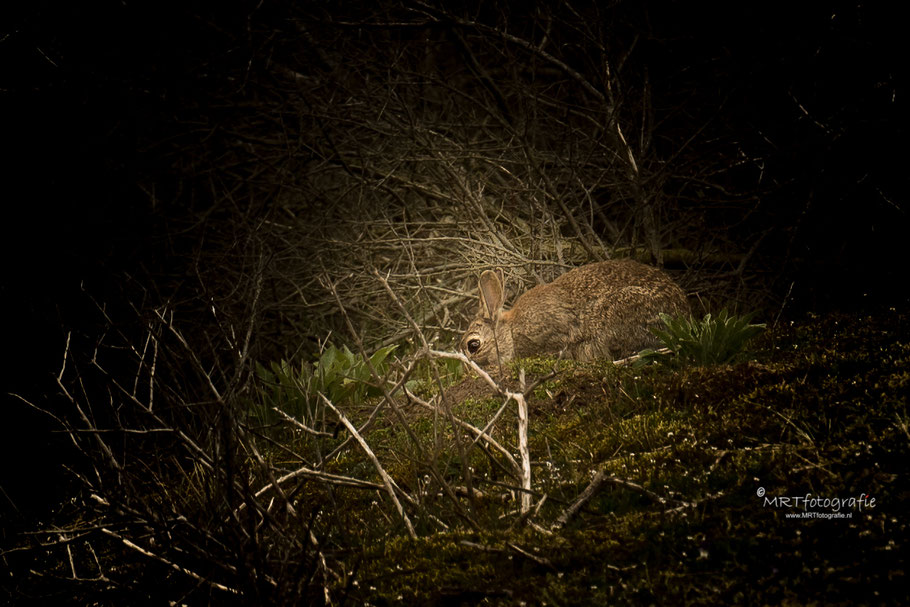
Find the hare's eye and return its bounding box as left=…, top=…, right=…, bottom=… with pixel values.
left=467, top=339, right=481, bottom=354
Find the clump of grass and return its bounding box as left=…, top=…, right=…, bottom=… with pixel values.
left=648, top=310, right=766, bottom=365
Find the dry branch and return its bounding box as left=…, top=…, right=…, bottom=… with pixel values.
left=319, top=393, right=417, bottom=539
left=101, top=528, right=241, bottom=595
left=552, top=469, right=695, bottom=530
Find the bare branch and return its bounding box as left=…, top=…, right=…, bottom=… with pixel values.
left=319, top=393, right=417, bottom=539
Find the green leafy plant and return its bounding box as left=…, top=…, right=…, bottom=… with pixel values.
left=253, top=344, right=397, bottom=424
left=253, top=358, right=313, bottom=423
left=313, top=343, right=398, bottom=404
left=648, top=310, right=766, bottom=365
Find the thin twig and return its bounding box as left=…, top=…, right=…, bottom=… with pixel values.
left=319, top=393, right=417, bottom=539
left=101, top=528, right=240, bottom=595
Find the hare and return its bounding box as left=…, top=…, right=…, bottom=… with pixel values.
left=461, top=259, right=689, bottom=367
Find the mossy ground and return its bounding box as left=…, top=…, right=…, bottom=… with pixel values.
left=328, top=306, right=908, bottom=605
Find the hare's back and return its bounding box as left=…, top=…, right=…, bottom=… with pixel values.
left=510, top=259, right=687, bottom=321
left=554, top=259, right=678, bottom=292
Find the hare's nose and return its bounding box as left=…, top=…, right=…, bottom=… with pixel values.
left=467, top=339, right=481, bottom=354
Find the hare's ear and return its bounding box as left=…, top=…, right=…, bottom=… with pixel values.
left=478, top=269, right=505, bottom=320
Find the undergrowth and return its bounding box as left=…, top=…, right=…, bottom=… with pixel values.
left=334, top=307, right=908, bottom=605
left=11, top=307, right=906, bottom=605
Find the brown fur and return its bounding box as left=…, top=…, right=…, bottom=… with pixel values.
left=460, top=259, right=689, bottom=367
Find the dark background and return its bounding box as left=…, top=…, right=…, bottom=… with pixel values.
left=1, top=0, right=907, bottom=561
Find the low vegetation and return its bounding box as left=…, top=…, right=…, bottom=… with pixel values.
left=9, top=305, right=906, bottom=605
left=326, top=307, right=907, bottom=604
left=646, top=310, right=767, bottom=366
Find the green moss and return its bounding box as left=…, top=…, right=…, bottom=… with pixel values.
left=249, top=306, right=910, bottom=604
